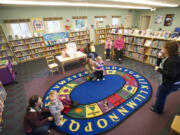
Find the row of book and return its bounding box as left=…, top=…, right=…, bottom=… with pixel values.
left=0, top=82, right=7, bottom=132
left=98, top=35, right=105, bottom=39
left=0, top=51, right=13, bottom=58
left=13, top=45, right=29, bottom=52
left=146, top=56, right=157, bottom=65
left=15, top=50, right=31, bottom=57
left=0, top=45, right=9, bottom=51
left=29, top=43, right=45, bottom=49
left=69, top=31, right=89, bottom=37
left=133, top=46, right=145, bottom=54
left=97, top=30, right=105, bottom=34
left=125, top=51, right=145, bottom=61
left=44, top=38, right=68, bottom=46
left=9, top=37, right=43, bottom=46
left=112, top=28, right=180, bottom=40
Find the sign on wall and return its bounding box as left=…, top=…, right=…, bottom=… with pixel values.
left=31, top=18, right=45, bottom=32
left=155, top=15, right=163, bottom=24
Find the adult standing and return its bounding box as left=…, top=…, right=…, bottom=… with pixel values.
left=114, top=35, right=125, bottom=63
left=151, top=41, right=180, bottom=114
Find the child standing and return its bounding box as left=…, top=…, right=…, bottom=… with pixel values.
left=96, top=56, right=105, bottom=81
left=49, top=91, right=64, bottom=126
left=85, top=57, right=96, bottom=81
left=114, top=35, right=125, bottom=63
left=90, top=42, right=98, bottom=60
left=105, top=37, right=112, bottom=61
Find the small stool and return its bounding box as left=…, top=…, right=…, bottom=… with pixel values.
left=170, top=115, right=180, bottom=135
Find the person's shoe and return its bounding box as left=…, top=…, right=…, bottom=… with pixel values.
left=103, top=78, right=105, bottom=80
left=97, top=79, right=100, bottom=81
left=150, top=106, right=163, bottom=114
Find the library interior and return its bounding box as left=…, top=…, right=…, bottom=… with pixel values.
left=0, top=0, right=180, bottom=135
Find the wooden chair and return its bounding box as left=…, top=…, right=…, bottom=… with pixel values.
left=46, top=56, right=59, bottom=75
left=170, top=115, right=180, bottom=135
left=104, top=48, right=115, bottom=60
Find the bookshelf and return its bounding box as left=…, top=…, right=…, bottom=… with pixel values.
left=0, top=25, right=16, bottom=65
left=9, top=37, right=46, bottom=63
left=69, top=30, right=90, bottom=50
left=123, top=34, right=180, bottom=66
left=95, top=28, right=106, bottom=45
left=0, top=82, right=7, bottom=132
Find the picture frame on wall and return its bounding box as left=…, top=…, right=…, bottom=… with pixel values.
left=164, top=14, right=174, bottom=26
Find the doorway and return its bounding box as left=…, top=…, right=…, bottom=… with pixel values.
left=139, top=15, right=151, bottom=30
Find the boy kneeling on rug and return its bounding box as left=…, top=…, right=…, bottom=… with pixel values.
left=96, top=56, right=105, bottom=81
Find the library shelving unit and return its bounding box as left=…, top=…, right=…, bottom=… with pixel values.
left=8, top=36, right=46, bottom=63
left=123, top=34, right=180, bottom=66
left=0, top=25, right=16, bottom=65
left=69, top=30, right=90, bottom=50
left=0, top=81, right=7, bottom=132
left=95, top=28, right=106, bottom=45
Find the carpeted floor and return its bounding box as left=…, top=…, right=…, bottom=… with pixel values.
left=1, top=45, right=180, bottom=135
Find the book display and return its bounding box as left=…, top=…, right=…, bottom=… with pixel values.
left=0, top=82, right=6, bottom=132
left=0, top=25, right=16, bottom=65
left=69, top=30, right=90, bottom=50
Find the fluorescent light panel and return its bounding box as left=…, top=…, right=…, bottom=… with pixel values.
left=0, top=0, right=151, bottom=9
left=111, top=0, right=178, bottom=7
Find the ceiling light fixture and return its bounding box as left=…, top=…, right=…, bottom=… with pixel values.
left=111, top=0, right=178, bottom=7
left=0, top=0, right=152, bottom=9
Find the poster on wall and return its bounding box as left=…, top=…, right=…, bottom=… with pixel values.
left=31, top=18, right=45, bottom=32
left=164, top=14, right=174, bottom=26
left=43, top=32, right=69, bottom=46
left=155, top=15, right=163, bottom=24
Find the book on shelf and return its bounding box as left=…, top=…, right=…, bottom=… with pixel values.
left=118, top=29, right=123, bottom=34
left=128, top=29, right=133, bottom=35
left=144, top=40, right=152, bottom=47
left=133, top=29, right=139, bottom=35
left=140, top=30, right=146, bottom=36
left=124, top=29, right=128, bottom=35
left=171, top=32, right=179, bottom=39
left=145, top=30, right=153, bottom=37
left=163, top=31, right=171, bottom=39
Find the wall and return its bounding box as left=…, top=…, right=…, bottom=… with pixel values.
left=133, top=7, right=180, bottom=31
left=0, top=6, right=133, bottom=36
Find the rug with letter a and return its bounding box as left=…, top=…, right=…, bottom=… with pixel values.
left=43, top=66, right=152, bottom=135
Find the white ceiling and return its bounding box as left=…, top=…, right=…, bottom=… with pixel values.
left=0, top=0, right=180, bottom=9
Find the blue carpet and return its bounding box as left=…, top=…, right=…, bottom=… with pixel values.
left=71, top=75, right=125, bottom=104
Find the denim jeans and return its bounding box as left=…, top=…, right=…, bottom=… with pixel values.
left=154, top=82, right=180, bottom=113
left=106, top=49, right=110, bottom=59
left=28, top=122, right=51, bottom=135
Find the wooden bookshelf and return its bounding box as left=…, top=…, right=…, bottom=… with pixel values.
left=8, top=36, right=46, bottom=63
left=69, top=30, right=90, bottom=50
left=0, top=25, right=16, bottom=65
left=0, top=81, right=7, bottom=132
left=95, top=28, right=106, bottom=45
left=123, top=34, right=180, bottom=66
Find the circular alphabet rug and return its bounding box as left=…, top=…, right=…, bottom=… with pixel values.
left=43, top=66, right=152, bottom=135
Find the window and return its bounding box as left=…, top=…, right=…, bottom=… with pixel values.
left=75, top=19, right=86, bottom=30
left=94, top=16, right=106, bottom=29
left=10, top=23, right=31, bottom=37
left=96, top=18, right=104, bottom=21
left=47, top=20, right=61, bottom=33
left=112, top=18, right=120, bottom=26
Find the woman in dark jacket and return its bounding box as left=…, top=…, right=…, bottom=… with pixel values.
left=24, top=95, right=53, bottom=135
left=151, top=41, right=180, bottom=114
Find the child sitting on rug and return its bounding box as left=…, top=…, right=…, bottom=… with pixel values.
left=96, top=56, right=105, bottom=81
left=49, top=91, right=64, bottom=126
